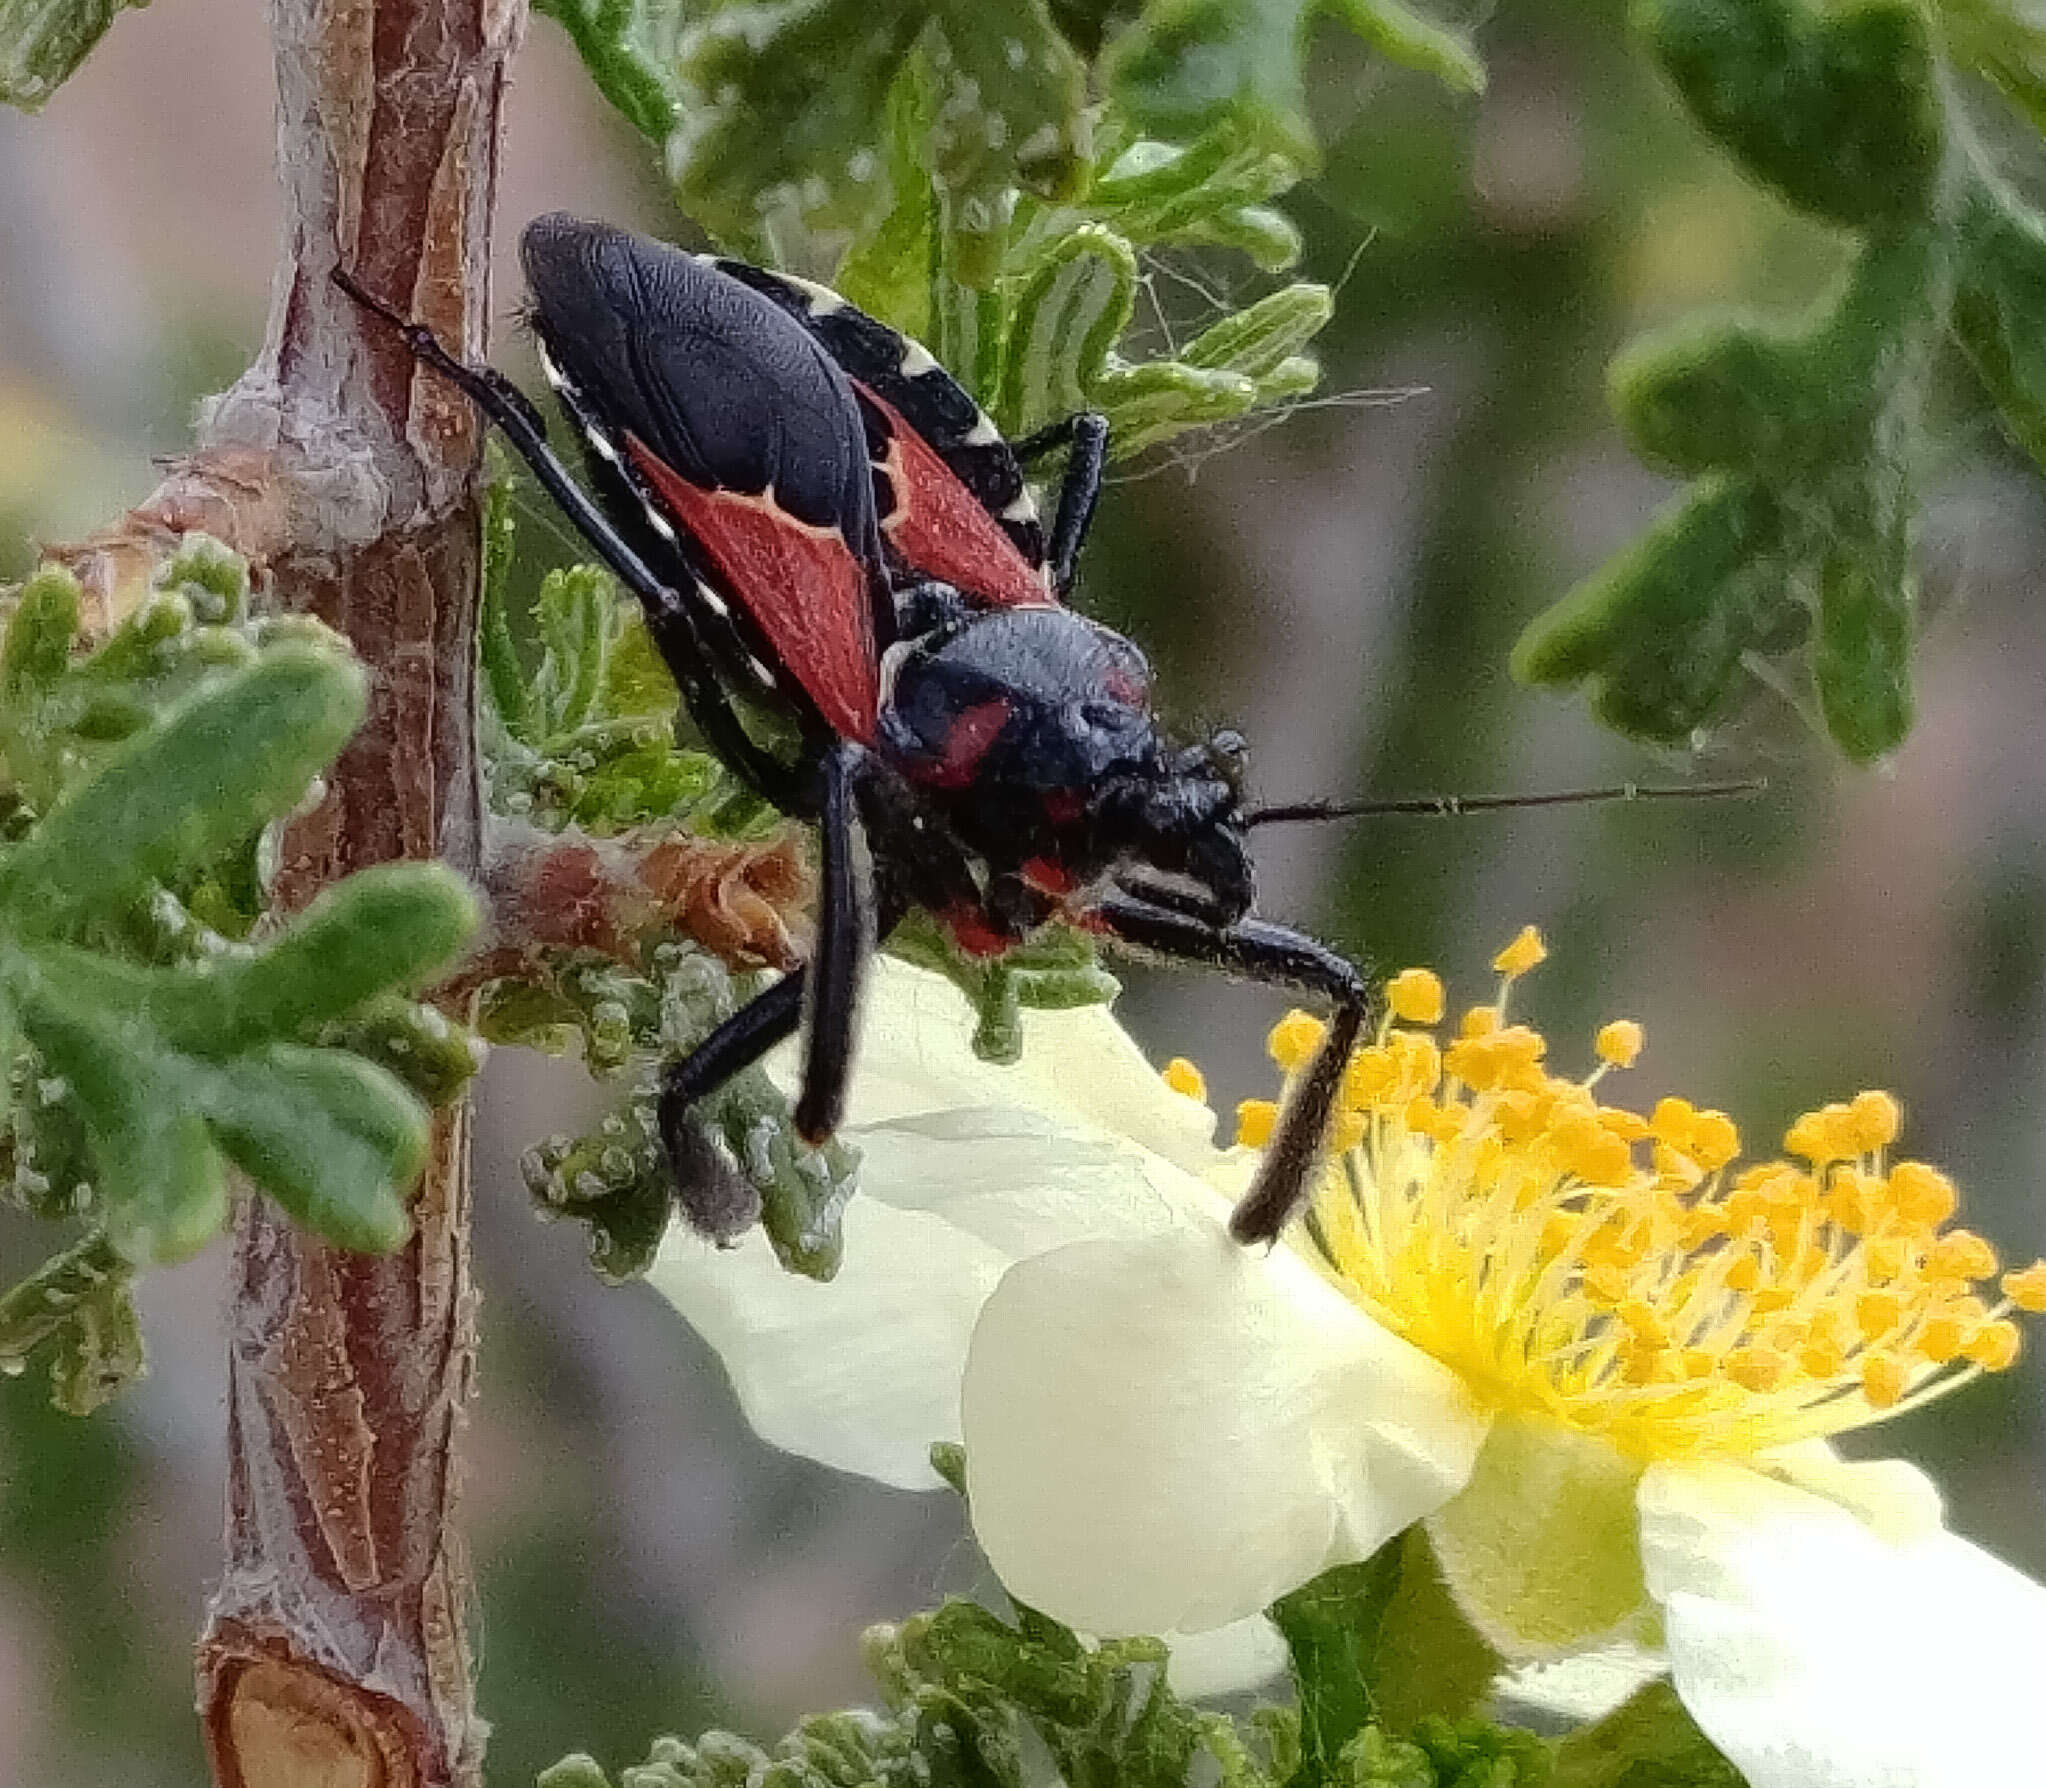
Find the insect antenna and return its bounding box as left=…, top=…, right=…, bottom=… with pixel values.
left=1241, top=778, right=1767, bottom=828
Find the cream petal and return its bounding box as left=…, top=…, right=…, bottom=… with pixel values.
left=648, top=1195, right=1005, bottom=1490
left=1640, top=1459, right=2046, bottom=1788
left=962, top=1221, right=1489, bottom=1638
left=1493, top=1646, right=1669, bottom=1724
left=854, top=1106, right=1230, bottom=1251
left=779, top=956, right=1221, bottom=1175
left=1163, top=1616, right=1291, bottom=1700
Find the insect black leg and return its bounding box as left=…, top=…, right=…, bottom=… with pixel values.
left=657, top=968, right=807, bottom=1241
left=1091, top=893, right=1375, bottom=1246
left=794, top=740, right=877, bottom=1144
left=331, top=269, right=805, bottom=811
left=1012, top=411, right=1109, bottom=596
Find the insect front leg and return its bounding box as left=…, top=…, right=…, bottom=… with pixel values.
left=794, top=741, right=879, bottom=1144
left=1090, top=892, right=1375, bottom=1246
left=1012, top=411, right=1109, bottom=596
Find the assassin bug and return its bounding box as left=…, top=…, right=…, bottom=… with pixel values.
left=337, top=216, right=1432, bottom=1244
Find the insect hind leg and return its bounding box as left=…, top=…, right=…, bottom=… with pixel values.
left=331, top=268, right=807, bottom=811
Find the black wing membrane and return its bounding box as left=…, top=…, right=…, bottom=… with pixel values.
left=519, top=215, right=895, bottom=737
left=707, top=259, right=1049, bottom=574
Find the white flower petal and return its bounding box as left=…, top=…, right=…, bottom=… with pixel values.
left=648, top=1196, right=1004, bottom=1489
left=962, top=1221, right=1489, bottom=1638
left=776, top=956, right=1220, bottom=1176
left=855, top=1105, right=1229, bottom=1251
left=1163, top=1616, right=1291, bottom=1700
left=1493, top=1646, right=1669, bottom=1724
left=1640, top=1459, right=2046, bottom=1788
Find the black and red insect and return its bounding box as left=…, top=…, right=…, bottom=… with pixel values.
left=339, top=213, right=1371, bottom=1246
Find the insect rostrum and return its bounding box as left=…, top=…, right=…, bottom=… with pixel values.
left=339, top=213, right=1373, bottom=1248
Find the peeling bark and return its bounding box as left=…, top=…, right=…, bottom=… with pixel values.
left=189, top=1, right=524, bottom=1783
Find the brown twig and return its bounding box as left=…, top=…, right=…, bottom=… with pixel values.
left=177, top=2, right=523, bottom=1784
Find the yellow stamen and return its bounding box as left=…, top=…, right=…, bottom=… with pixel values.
left=1235, top=1099, right=1278, bottom=1149
left=1226, top=930, right=2042, bottom=1464
left=1268, top=1011, right=1325, bottom=1073
left=2001, top=1261, right=2046, bottom=1312
left=1493, top=925, right=1547, bottom=978
left=1161, top=1057, right=1208, bottom=1104
left=1388, top=968, right=1446, bottom=1026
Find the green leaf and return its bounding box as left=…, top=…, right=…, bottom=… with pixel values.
left=1108, top=0, right=1479, bottom=171
left=923, top=0, right=1090, bottom=204
left=886, top=915, right=1117, bottom=1064
left=1519, top=217, right=1942, bottom=759
left=1182, top=281, right=1333, bottom=383
left=1550, top=1682, right=1743, bottom=1788
left=0, top=578, right=477, bottom=1304
left=534, top=0, right=680, bottom=139
left=1953, top=173, right=2046, bottom=474
left=998, top=225, right=1139, bottom=433
left=0, top=0, right=147, bottom=109
left=0, top=1231, right=144, bottom=1414
left=668, top=0, right=925, bottom=259
left=1637, top=0, right=1941, bottom=230
left=1271, top=1548, right=1405, bottom=1780
left=0, top=647, right=367, bottom=938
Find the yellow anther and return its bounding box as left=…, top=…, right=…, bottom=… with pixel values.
left=1583, top=1264, right=1631, bottom=1306
left=1595, top=1020, right=1645, bottom=1069
left=1332, top=1109, right=1369, bottom=1153
left=1387, top=968, right=1445, bottom=1026
left=1343, top=1049, right=1395, bottom=1109
left=1650, top=1097, right=1697, bottom=1146
left=1800, top=1337, right=1846, bottom=1379
left=1889, top=1161, right=1957, bottom=1229
left=1459, top=1005, right=1500, bottom=1040
left=1927, top=1229, right=1999, bottom=1282
left=2000, top=1261, right=2046, bottom=1313
left=1861, top=1352, right=1908, bottom=1409
left=1689, top=1111, right=1740, bottom=1171
left=1724, top=1251, right=1762, bottom=1293
left=1848, top=1090, right=1902, bottom=1153
left=1235, top=1099, right=1278, bottom=1149
left=1267, top=1010, right=1326, bottom=1073
left=1825, top=1167, right=1878, bottom=1235
left=1162, top=1057, right=1208, bottom=1104
left=1653, top=1142, right=1704, bottom=1190
left=1785, top=1105, right=1854, bottom=1165
left=1915, top=1303, right=1983, bottom=1366
left=1726, top=1348, right=1790, bottom=1392
left=1617, top=1299, right=1668, bottom=1346
left=1966, top=1320, right=2022, bottom=1371
left=1856, top=1290, right=1903, bottom=1342
left=1863, top=1234, right=1914, bottom=1284
left=1493, top=925, right=1548, bottom=978
left=1599, top=1107, right=1651, bottom=1142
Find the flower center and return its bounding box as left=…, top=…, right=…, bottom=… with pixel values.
left=1205, top=927, right=2046, bottom=1462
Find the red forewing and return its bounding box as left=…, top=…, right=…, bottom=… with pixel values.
left=863, top=389, right=1056, bottom=611
left=628, top=436, right=880, bottom=743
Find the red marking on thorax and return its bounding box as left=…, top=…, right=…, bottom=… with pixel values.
left=862, top=389, right=1055, bottom=610
left=1020, top=856, right=1075, bottom=896
left=911, top=697, right=1011, bottom=790
left=627, top=436, right=879, bottom=742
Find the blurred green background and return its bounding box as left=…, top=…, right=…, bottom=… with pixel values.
left=2, top=0, right=2044, bottom=1780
